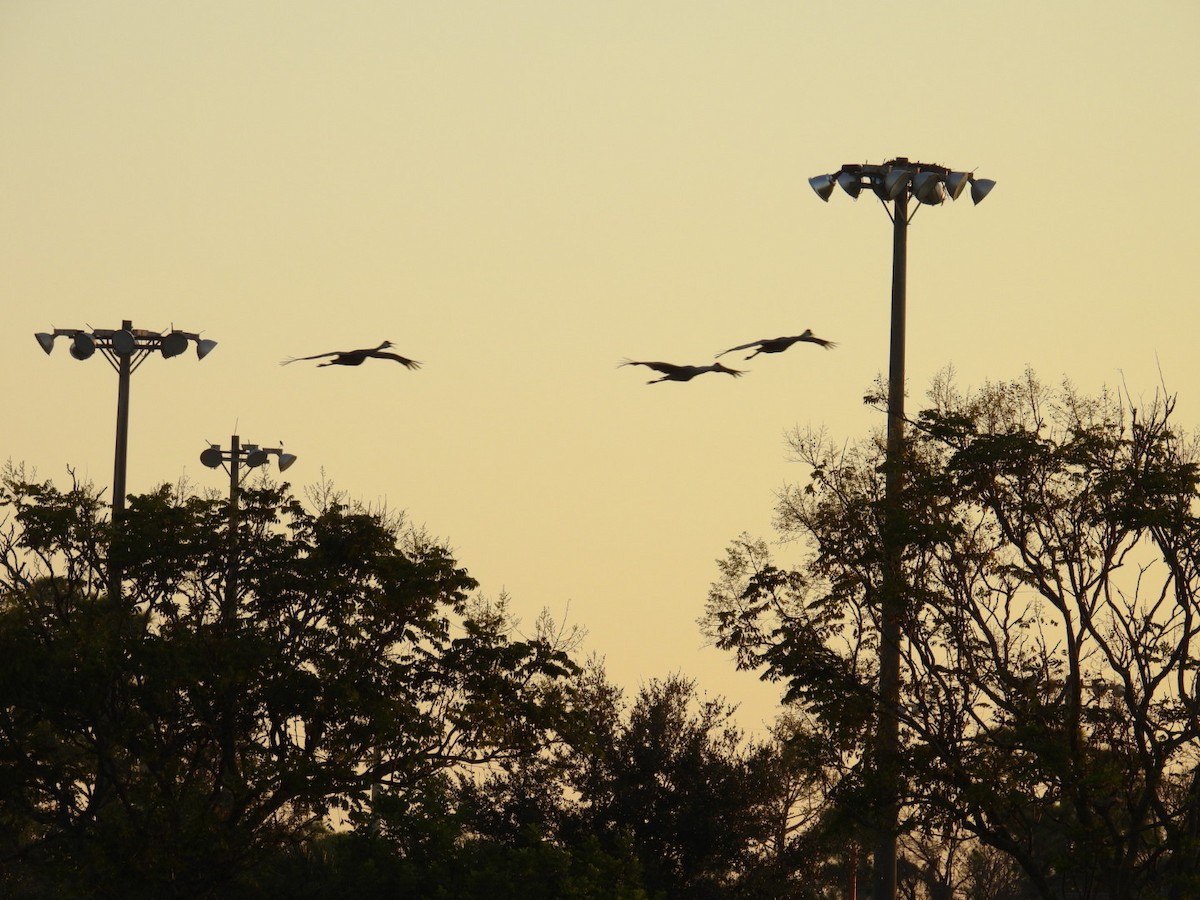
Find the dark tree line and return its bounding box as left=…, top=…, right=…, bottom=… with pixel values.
left=705, top=371, right=1200, bottom=899
left=0, top=472, right=577, bottom=898
left=0, top=470, right=837, bottom=899
left=7, top=369, right=1200, bottom=899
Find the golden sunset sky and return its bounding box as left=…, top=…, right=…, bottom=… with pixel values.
left=3, top=1, right=1198, bottom=731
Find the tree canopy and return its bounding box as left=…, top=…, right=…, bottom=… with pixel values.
left=705, top=371, right=1200, bottom=899
left=0, top=471, right=575, bottom=898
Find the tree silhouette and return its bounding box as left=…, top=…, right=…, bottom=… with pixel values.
left=0, top=469, right=575, bottom=898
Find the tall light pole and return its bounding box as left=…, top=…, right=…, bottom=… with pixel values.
left=36, top=321, right=218, bottom=597
left=808, top=159, right=995, bottom=900
left=200, top=435, right=297, bottom=618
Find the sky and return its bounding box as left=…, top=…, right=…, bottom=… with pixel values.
left=3, top=1, right=1198, bottom=735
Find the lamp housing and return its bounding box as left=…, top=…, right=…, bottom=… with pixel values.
left=912, top=172, right=946, bottom=205
left=161, top=332, right=189, bottom=358
left=836, top=172, right=862, bottom=199
left=970, top=178, right=996, bottom=204
left=808, top=174, right=836, bottom=202
left=69, top=334, right=96, bottom=360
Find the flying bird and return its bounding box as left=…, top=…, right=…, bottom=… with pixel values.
left=281, top=341, right=421, bottom=369
left=715, top=329, right=837, bottom=360
left=619, top=359, right=745, bottom=384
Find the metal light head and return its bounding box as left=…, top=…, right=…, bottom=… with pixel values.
left=912, top=172, right=946, bottom=205
left=808, top=174, right=836, bottom=202
left=945, top=171, right=971, bottom=201
left=970, top=177, right=997, bottom=204
left=111, top=329, right=137, bottom=356
left=161, top=331, right=189, bottom=358
left=244, top=447, right=269, bottom=468
left=277, top=452, right=298, bottom=472
left=69, top=333, right=96, bottom=360
left=883, top=169, right=910, bottom=200
left=836, top=171, right=862, bottom=199
left=195, top=338, right=218, bottom=360
left=35, top=332, right=56, bottom=354
left=200, top=446, right=224, bottom=468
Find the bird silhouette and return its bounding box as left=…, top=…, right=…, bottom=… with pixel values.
left=715, top=329, right=837, bottom=360
left=281, top=341, right=421, bottom=369
left=619, top=359, right=745, bottom=384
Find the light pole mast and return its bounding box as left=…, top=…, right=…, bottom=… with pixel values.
left=200, top=436, right=297, bottom=620
left=36, top=321, right=217, bottom=598
left=809, top=159, right=995, bottom=900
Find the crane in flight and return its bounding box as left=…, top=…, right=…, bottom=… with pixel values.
left=281, top=341, right=421, bottom=369
left=619, top=359, right=744, bottom=384
left=715, top=329, right=836, bottom=360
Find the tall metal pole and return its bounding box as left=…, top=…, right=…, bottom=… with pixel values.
left=111, top=326, right=133, bottom=521
left=225, top=435, right=241, bottom=622
left=809, top=159, right=993, bottom=900
left=109, top=321, right=134, bottom=601
left=874, top=188, right=908, bottom=900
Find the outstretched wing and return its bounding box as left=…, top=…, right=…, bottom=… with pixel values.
left=375, top=352, right=422, bottom=370
left=280, top=350, right=339, bottom=366
left=715, top=340, right=762, bottom=359
left=619, top=359, right=679, bottom=375
left=796, top=332, right=837, bottom=349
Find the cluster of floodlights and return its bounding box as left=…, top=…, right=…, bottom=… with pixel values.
left=808, top=159, right=996, bottom=206
left=200, top=442, right=297, bottom=473
left=35, top=326, right=218, bottom=362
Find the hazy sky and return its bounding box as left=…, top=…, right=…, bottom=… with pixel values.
left=3, top=1, right=1198, bottom=732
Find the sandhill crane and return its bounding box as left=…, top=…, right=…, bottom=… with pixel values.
left=281, top=341, right=421, bottom=369
left=619, top=358, right=745, bottom=384
left=715, top=329, right=837, bottom=360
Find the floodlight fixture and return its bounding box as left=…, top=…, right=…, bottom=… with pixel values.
left=34, top=319, right=218, bottom=530
left=200, top=436, right=298, bottom=478
left=808, top=173, right=836, bottom=202
left=70, top=333, right=96, bottom=360
left=912, top=172, right=946, bottom=205
left=836, top=171, right=863, bottom=199
left=883, top=169, right=910, bottom=200
left=161, top=331, right=190, bottom=358
left=970, top=177, right=996, bottom=205
left=945, top=171, right=971, bottom=201
left=111, top=329, right=137, bottom=356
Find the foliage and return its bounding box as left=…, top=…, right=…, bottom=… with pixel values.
left=453, top=661, right=843, bottom=899
left=0, top=468, right=576, bottom=898
left=703, top=371, right=1200, bottom=899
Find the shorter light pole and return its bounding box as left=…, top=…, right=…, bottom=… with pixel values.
left=200, top=436, right=297, bottom=618
left=37, top=321, right=217, bottom=598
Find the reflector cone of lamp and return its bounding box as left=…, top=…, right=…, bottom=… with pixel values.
left=70, top=334, right=96, bottom=360
left=970, top=178, right=997, bottom=205
left=111, top=329, right=137, bottom=356
left=278, top=452, right=298, bottom=472
left=808, top=174, right=836, bottom=201
left=945, top=171, right=971, bottom=201
left=912, top=172, right=946, bottom=205
left=836, top=172, right=862, bottom=199
left=161, top=332, right=189, bottom=358
left=196, top=339, right=218, bottom=360
left=35, top=333, right=56, bottom=354
left=883, top=169, right=910, bottom=200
